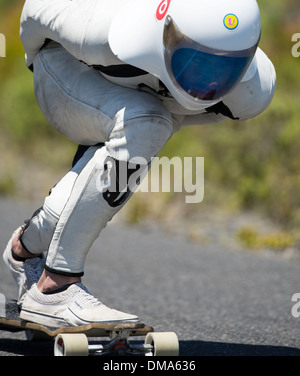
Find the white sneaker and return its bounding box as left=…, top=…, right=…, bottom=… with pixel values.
left=3, top=227, right=45, bottom=305
left=20, top=283, right=139, bottom=328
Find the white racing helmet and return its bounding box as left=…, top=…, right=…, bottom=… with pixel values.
left=109, top=0, right=261, bottom=111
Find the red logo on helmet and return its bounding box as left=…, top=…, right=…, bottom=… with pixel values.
left=156, top=0, right=171, bottom=21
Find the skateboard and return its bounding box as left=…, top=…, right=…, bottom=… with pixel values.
left=0, top=297, right=179, bottom=356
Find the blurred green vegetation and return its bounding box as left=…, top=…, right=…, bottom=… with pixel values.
left=237, top=226, right=296, bottom=251
left=0, top=0, right=77, bottom=197
left=1, top=0, right=300, bottom=240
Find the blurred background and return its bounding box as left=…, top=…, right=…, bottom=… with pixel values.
left=1, top=0, right=300, bottom=255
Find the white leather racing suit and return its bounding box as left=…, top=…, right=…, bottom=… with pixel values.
left=19, top=0, right=276, bottom=276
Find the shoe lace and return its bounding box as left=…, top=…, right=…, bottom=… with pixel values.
left=78, top=285, right=103, bottom=308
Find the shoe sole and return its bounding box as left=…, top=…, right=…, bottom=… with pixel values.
left=20, top=306, right=139, bottom=328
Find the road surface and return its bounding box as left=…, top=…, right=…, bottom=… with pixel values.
left=0, top=198, right=300, bottom=356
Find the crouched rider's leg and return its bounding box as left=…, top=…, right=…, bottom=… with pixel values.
left=15, top=42, right=174, bottom=326
left=20, top=115, right=173, bottom=327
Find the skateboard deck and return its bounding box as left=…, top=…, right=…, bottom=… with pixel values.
left=0, top=298, right=179, bottom=356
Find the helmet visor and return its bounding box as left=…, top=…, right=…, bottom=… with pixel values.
left=163, top=17, right=259, bottom=102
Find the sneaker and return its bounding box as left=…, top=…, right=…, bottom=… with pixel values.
left=20, top=283, right=139, bottom=327
left=3, top=227, right=45, bottom=305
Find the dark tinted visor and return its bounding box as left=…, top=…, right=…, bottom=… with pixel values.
left=163, top=17, right=259, bottom=101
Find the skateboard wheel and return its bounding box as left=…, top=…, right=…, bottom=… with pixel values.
left=54, top=333, right=89, bottom=356
left=145, top=332, right=179, bottom=356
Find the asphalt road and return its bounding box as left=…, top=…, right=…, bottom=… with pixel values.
left=1, top=197, right=300, bottom=356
